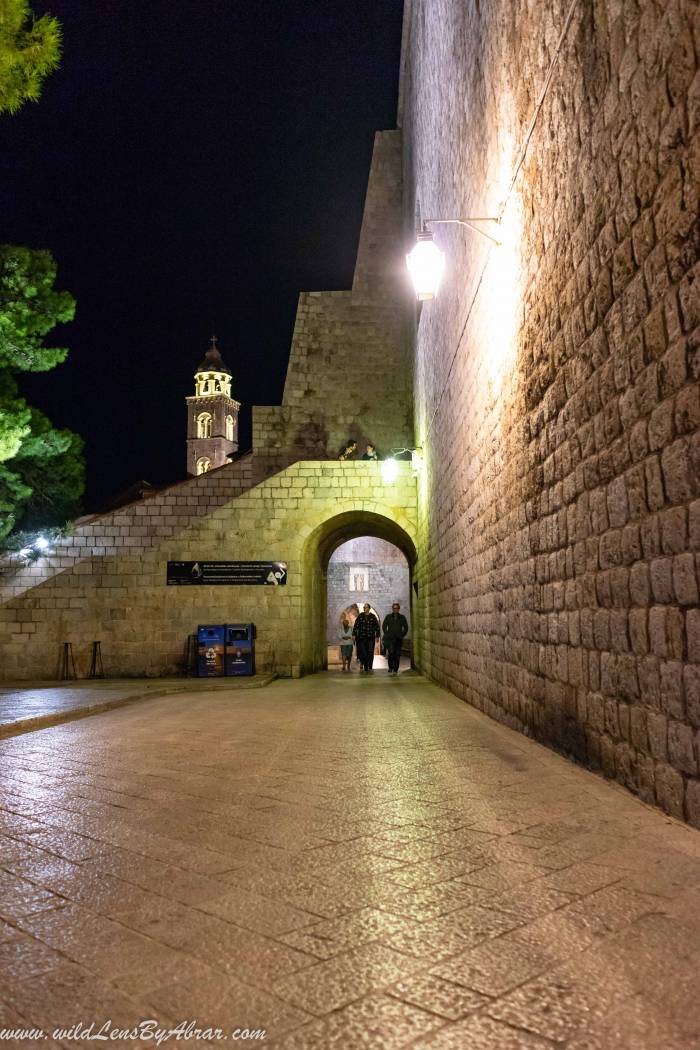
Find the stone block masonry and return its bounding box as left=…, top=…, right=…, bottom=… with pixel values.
left=0, top=461, right=417, bottom=680
left=0, top=454, right=255, bottom=605
left=402, top=0, right=700, bottom=826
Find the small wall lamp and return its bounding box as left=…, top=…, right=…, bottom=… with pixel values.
left=406, top=217, right=501, bottom=301
left=381, top=447, right=424, bottom=483
left=14, top=534, right=53, bottom=563
left=381, top=458, right=400, bottom=483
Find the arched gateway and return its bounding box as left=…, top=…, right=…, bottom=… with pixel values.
left=302, top=510, right=417, bottom=673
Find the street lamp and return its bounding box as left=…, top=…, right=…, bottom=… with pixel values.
left=381, top=458, right=399, bottom=483
left=381, top=448, right=423, bottom=483
left=406, top=218, right=501, bottom=301
left=405, top=230, right=445, bottom=302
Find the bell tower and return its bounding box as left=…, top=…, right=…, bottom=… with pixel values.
left=186, top=337, right=240, bottom=476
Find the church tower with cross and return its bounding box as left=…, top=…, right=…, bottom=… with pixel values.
left=185, top=337, right=240, bottom=476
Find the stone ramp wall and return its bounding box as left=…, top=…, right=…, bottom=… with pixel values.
left=0, top=461, right=417, bottom=681
left=402, top=0, right=700, bottom=825
left=0, top=455, right=255, bottom=605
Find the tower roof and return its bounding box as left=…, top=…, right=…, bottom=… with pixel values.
left=195, top=335, right=232, bottom=376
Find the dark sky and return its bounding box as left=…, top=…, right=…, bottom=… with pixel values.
left=3, top=0, right=404, bottom=508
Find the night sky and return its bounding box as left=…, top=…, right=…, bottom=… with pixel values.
left=3, top=0, right=404, bottom=508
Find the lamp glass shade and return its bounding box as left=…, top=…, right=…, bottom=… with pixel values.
left=381, top=458, right=399, bottom=484
left=406, top=233, right=445, bottom=301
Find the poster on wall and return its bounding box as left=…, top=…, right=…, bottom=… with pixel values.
left=167, top=561, right=288, bottom=586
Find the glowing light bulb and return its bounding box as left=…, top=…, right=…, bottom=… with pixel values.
left=406, top=232, right=445, bottom=301
left=381, top=458, right=399, bottom=484
left=34, top=536, right=49, bottom=550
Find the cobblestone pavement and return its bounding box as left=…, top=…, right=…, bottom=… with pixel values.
left=1, top=673, right=699, bottom=1048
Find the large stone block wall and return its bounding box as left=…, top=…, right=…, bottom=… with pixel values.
left=255, top=131, right=415, bottom=461
left=0, top=455, right=255, bottom=605
left=402, top=0, right=700, bottom=824
left=0, top=461, right=416, bottom=680
left=326, top=536, right=411, bottom=642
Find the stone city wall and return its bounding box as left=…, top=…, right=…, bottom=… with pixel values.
left=0, top=462, right=416, bottom=680
left=402, top=0, right=700, bottom=824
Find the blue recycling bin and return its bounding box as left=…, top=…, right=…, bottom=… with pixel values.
left=225, top=623, right=256, bottom=676
left=197, top=624, right=225, bottom=677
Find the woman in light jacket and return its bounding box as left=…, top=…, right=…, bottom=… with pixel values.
left=339, top=617, right=354, bottom=672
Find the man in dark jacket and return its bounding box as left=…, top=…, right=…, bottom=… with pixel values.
left=353, top=603, right=380, bottom=674
left=382, top=603, right=409, bottom=675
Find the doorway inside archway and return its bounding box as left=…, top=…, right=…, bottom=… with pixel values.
left=326, top=537, right=411, bottom=672
left=302, top=509, right=417, bottom=675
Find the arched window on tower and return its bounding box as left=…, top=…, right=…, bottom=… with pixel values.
left=196, top=457, right=212, bottom=475
left=226, top=414, right=235, bottom=442
left=197, top=412, right=212, bottom=438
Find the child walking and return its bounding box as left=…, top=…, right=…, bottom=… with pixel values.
left=339, top=616, right=354, bottom=672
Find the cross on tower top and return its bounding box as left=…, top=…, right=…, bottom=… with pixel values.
left=210, top=335, right=218, bottom=350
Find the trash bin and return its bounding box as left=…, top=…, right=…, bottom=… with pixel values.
left=224, top=623, right=256, bottom=676
left=197, top=624, right=225, bottom=677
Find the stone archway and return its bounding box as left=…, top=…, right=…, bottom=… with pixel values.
left=302, top=510, right=418, bottom=673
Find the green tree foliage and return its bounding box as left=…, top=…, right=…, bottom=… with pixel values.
left=0, top=463, right=31, bottom=531
left=0, top=6, right=80, bottom=542
left=0, top=0, right=61, bottom=114
left=0, top=245, right=75, bottom=371
left=0, top=246, right=84, bottom=541
left=11, top=409, right=85, bottom=531
left=0, top=371, right=29, bottom=462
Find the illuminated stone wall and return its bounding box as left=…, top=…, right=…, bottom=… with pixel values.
left=0, top=461, right=416, bottom=680
left=402, top=0, right=700, bottom=824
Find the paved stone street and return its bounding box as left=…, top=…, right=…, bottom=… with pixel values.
left=1, top=673, right=700, bottom=1048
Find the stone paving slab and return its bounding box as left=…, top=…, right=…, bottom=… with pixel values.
left=0, top=675, right=275, bottom=739
left=0, top=671, right=698, bottom=1047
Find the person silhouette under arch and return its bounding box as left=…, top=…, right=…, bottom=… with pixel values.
left=353, top=602, right=380, bottom=674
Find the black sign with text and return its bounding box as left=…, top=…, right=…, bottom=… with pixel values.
left=167, top=561, right=288, bottom=586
